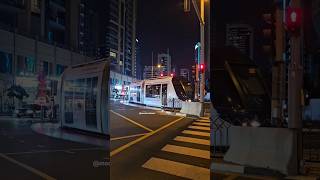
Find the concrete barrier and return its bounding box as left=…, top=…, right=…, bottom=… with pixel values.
left=180, top=102, right=203, bottom=117
left=223, top=126, right=298, bottom=175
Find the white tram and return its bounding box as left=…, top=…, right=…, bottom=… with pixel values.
left=58, top=60, right=109, bottom=135
left=129, top=76, right=193, bottom=108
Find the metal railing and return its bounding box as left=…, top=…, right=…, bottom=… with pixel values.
left=211, top=108, right=231, bottom=158
left=303, top=125, right=320, bottom=163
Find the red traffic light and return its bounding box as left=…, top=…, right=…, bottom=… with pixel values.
left=200, top=64, right=205, bottom=72
left=285, top=7, right=302, bottom=34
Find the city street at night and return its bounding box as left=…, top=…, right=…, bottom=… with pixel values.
left=1, top=0, right=320, bottom=179
left=110, top=100, right=211, bottom=180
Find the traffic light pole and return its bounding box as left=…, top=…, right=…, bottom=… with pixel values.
left=287, top=0, right=303, bottom=173
left=195, top=64, right=199, bottom=100
left=200, top=16, right=205, bottom=105
left=190, top=0, right=206, bottom=116
left=272, top=2, right=286, bottom=127
left=200, top=0, right=205, bottom=107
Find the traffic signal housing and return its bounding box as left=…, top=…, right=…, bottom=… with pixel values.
left=200, top=64, right=205, bottom=73
left=261, top=13, right=275, bottom=55
left=285, top=7, right=302, bottom=35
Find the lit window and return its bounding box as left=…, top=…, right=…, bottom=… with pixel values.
left=110, top=51, right=117, bottom=58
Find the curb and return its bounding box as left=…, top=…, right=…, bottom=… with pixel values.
left=211, top=162, right=320, bottom=179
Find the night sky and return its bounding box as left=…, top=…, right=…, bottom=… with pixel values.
left=137, top=0, right=200, bottom=71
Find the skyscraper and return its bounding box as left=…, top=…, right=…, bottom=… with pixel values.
left=157, top=50, right=171, bottom=76
left=100, top=0, right=137, bottom=77
left=180, top=68, right=190, bottom=81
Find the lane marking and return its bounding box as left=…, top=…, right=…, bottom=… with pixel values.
left=161, top=144, right=210, bottom=159
left=174, top=136, right=210, bottom=146
left=182, top=130, right=210, bottom=137
left=139, top=112, right=156, bottom=115
left=115, top=108, right=136, bottom=111
left=0, top=153, right=56, bottom=180
left=63, top=151, right=75, bottom=154
left=142, top=157, right=209, bottom=180
left=110, top=110, right=153, bottom=132
left=111, top=117, right=185, bottom=157
left=111, top=133, right=147, bottom=141
left=196, top=120, right=210, bottom=123
left=4, top=147, right=105, bottom=155
left=193, top=122, right=210, bottom=127
left=188, top=125, right=210, bottom=131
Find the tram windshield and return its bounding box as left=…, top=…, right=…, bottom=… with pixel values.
left=172, top=77, right=193, bottom=101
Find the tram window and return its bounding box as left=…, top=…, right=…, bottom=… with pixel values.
left=64, top=80, right=74, bottom=124
left=85, top=77, right=98, bottom=128
left=73, top=79, right=85, bottom=124
left=146, top=84, right=161, bottom=98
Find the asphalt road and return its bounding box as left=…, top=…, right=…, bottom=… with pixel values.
left=0, top=100, right=211, bottom=180
left=0, top=117, right=108, bottom=180
left=110, top=100, right=211, bottom=180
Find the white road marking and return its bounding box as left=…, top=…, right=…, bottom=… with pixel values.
left=139, top=112, right=156, bottom=115
left=174, top=136, right=210, bottom=146
left=142, top=157, right=209, bottom=180
left=188, top=125, right=210, bottom=131
left=182, top=130, right=210, bottom=137
left=161, top=144, right=210, bottom=159
left=63, top=151, right=75, bottom=154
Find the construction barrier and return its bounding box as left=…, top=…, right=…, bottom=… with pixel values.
left=224, top=126, right=298, bottom=175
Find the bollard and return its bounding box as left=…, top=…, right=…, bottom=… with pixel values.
left=172, top=98, right=175, bottom=112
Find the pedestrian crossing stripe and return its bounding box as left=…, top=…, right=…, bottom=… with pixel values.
left=196, top=120, right=210, bottom=123
left=174, top=136, right=210, bottom=146
left=142, top=157, right=210, bottom=180
left=161, top=144, right=210, bottom=159
left=188, top=125, right=210, bottom=131
left=193, top=122, right=210, bottom=127
left=182, top=130, right=210, bottom=137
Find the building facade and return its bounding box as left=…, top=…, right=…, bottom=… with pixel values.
left=226, top=24, right=254, bottom=59
left=0, top=0, right=137, bottom=113
left=180, top=68, right=190, bottom=81
left=143, top=66, right=161, bottom=80
left=99, top=0, right=137, bottom=78
left=157, top=51, right=171, bottom=76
